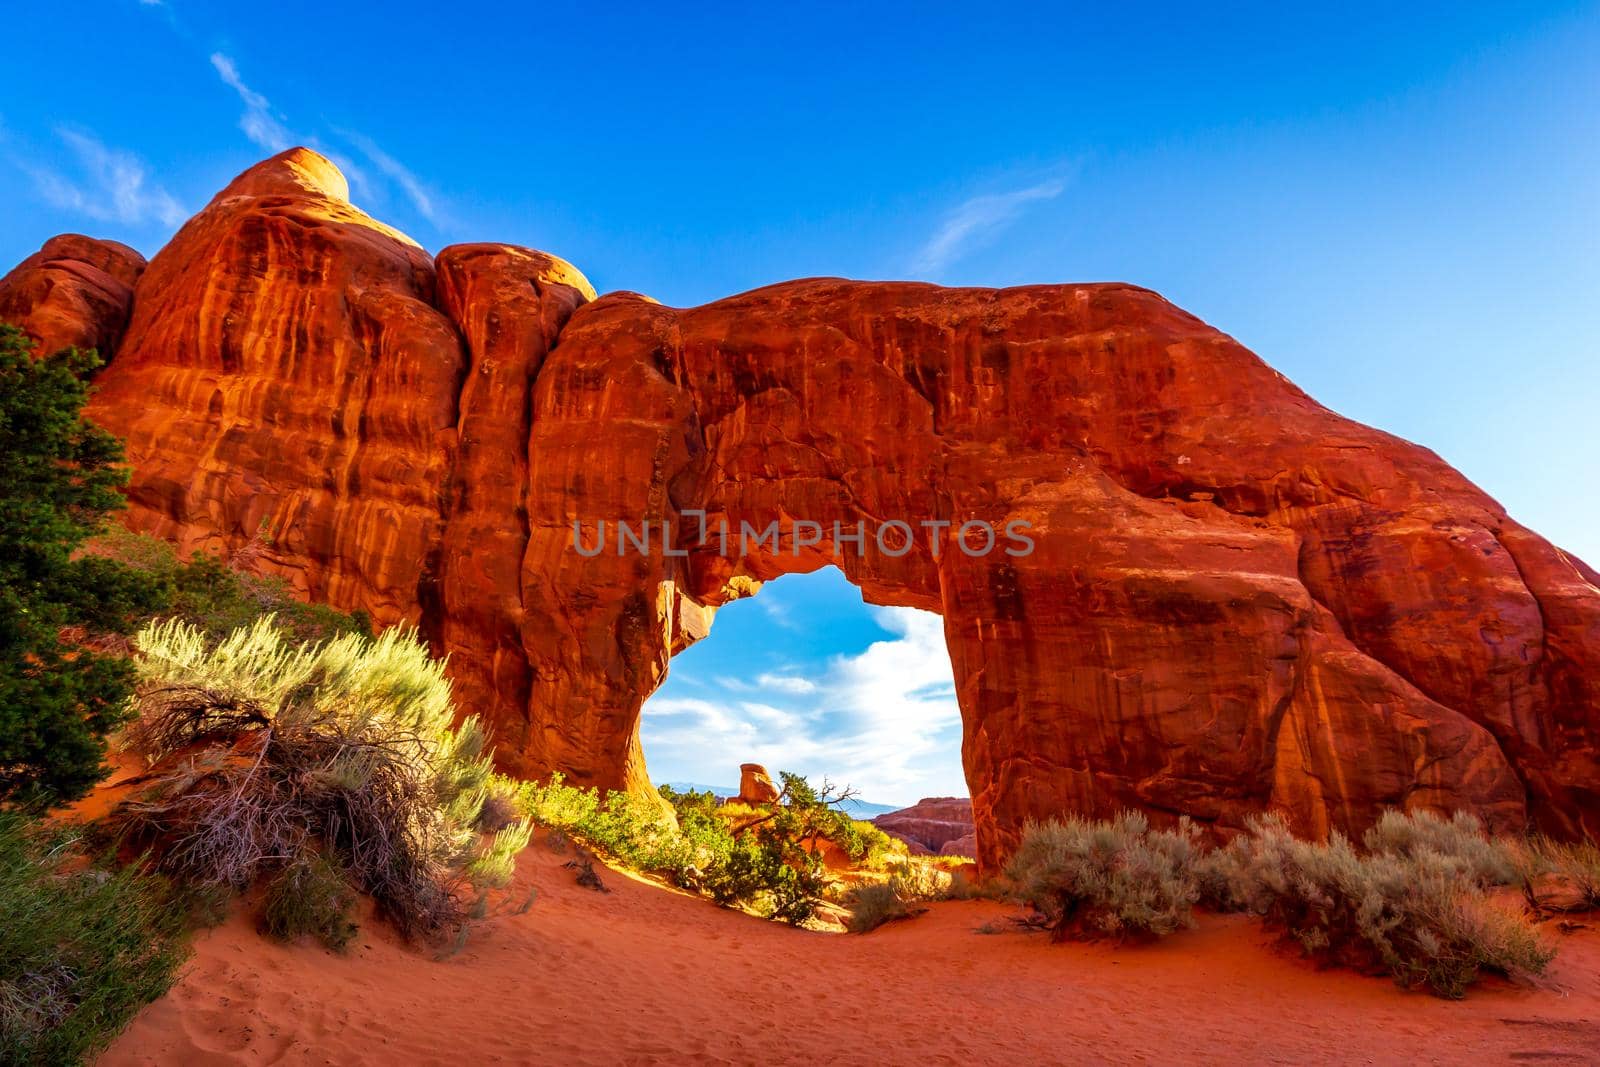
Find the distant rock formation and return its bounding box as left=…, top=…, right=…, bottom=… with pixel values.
left=737, top=764, right=781, bottom=806
left=940, top=833, right=977, bottom=860
left=3, top=147, right=1596, bottom=868
left=873, top=798, right=976, bottom=855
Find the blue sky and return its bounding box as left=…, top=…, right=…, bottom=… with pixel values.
left=3, top=2, right=1596, bottom=803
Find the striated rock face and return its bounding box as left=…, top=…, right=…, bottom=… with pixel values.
left=432, top=242, right=593, bottom=762
left=83, top=149, right=468, bottom=628
left=873, top=798, right=975, bottom=855
left=4, top=148, right=1596, bottom=869
left=737, top=764, right=782, bottom=806
left=0, top=234, right=146, bottom=357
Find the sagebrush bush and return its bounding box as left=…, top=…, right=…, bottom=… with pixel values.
left=0, top=811, right=187, bottom=1065
left=1004, top=812, right=1201, bottom=941
left=111, top=618, right=529, bottom=943
left=851, top=820, right=901, bottom=868
left=1199, top=813, right=1553, bottom=998
left=1361, top=809, right=1515, bottom=886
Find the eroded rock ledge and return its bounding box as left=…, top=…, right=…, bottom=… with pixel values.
left=2, top=148, right=1595, bottom=867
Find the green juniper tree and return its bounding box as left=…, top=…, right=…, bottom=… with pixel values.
left=0, top=324, right=164, bottom=806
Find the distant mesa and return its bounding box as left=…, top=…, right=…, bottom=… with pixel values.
left=2, top=147, right=1595, bottom=869
left=873, top=797, right=976, bottom=856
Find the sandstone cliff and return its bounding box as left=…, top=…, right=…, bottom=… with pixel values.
left=2, top=148, right=1595, bottom=868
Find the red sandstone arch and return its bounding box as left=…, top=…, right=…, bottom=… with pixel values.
left=2, top=149, right=1595, bottom=868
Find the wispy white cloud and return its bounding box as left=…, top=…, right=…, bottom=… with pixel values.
left=202, top=53, right=441, bottom=229
left=341, top=131, right=440, bottom=223
left=755, top=672, right=817, bottom=695
left=760, top=598, right=800, bottom=630
left=912, top=173, right=1071, bottom=277
left=643, top=605, right=963, bottom=802
left=209, top=52, right=292, bottom=154
left=21, top=127, right=185, bottom=227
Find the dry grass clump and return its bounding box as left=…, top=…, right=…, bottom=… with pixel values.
left=884, top=857, right=956, bottom=901
left=1004, top=812, right=1201, bottom=941
left=260, top=852, right=360, bottom=951
left=1199, top=813, right=1553, bottom=999
left=845, top=881, right=920, bottom=933
left=844, top=856, right=971, bottom=933
left=0, top=812, right=187, bottom=1065
left=1507, top=835, right=1600, bottom=914
left=110, top=617, right=530, bottom=945
left=1534, top=838, right=1600, bottom=908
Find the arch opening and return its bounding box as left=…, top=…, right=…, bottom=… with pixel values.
left=643, top=566, right=968, bottom=824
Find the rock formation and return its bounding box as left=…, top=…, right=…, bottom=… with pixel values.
left=3, top=148, right=1596, bottom=869
left=873, top=798, right=975, bottom=855
left=940, top=833, right=977, bottom=860
left=737, top=764, right=782, bottom=806
left=0, top=234, right=146, bottom=357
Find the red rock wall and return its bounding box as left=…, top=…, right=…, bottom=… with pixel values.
left=3, top=148, right=1595, bottom=868
left=83, top=149, right=467, bottom=627
left=432, top=243, right=593, bottom=771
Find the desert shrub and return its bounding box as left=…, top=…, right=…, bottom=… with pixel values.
left=942, top=867, right=992, bottom=900
left=846, top=881, right=916, bottom=933
left=1199, top=813, right=1553, bottom=998
left=765, top=772, right=872, bottom=861
left=521, top=776, right=701, bottom=879
left=519, top=773, right=602, bottom=832
left=1361, top=809, right=1516, bottom=886
left=587, top=789, right=695, bottom=872
left=86, top=525, right=370, bottom=646
left=0, top=811, right=187, bottom=1065
left=657, top=783, right=720, bottom=816
left=851, top=820, right=901, bottom=867
left=699, top=829, right=828, bottom=924
left=110, top=618, right=529, bottom=943
left=846, top=857, right=957, bottom=933
left=0, top=327, right=168, bottom=807
left=884, top=857, right=956, bottom=902
left=260, top=852, right=359, bottom=951
left=1004, top=812, right=1201, bottom=941
left=521, top=772, right=850, bottom=925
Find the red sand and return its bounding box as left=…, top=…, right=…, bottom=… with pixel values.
left=98, top=841, right=1600, bottom=1066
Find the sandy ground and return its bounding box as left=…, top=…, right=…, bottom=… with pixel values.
left=95, top=834, right=1600, bottom=1067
